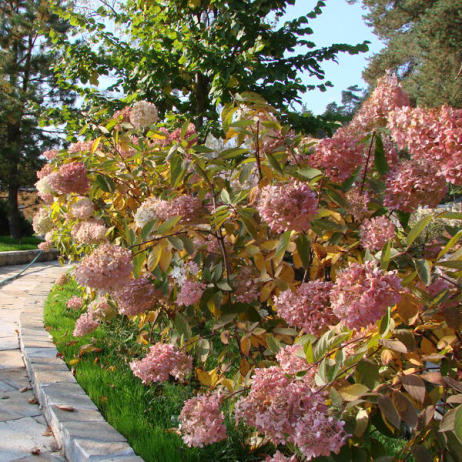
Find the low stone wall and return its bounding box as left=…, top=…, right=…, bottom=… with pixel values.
left=0, top=249, right=59, bottom=266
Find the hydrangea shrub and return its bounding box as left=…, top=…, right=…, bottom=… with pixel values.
left=35, top=78, right=462, bottom=461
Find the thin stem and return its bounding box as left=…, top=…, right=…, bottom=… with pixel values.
left=254, top=121, right=263, bottom=182
left=195, top=163, right=232, bottom=284
left=360, top=131, right=376, bottom=195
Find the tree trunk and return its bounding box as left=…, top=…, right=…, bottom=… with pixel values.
left=6, top=122, right=22, bottom=239
left=7, top=184, right=21, bottom=240
left=195, top=72, right=209, bottom=130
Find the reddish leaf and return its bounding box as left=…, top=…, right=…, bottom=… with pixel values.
left=401, top=374, right=426, bottom=404
left=378, top=394, right=401, bottom=429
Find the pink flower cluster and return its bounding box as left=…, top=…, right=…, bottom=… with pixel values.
left=71, top=197, right=94, bottom=219
left=129, top=101, right=159, bottom=129
left=38, top=241, right=53, bottom=251
left=266, top=451, right=298, bottom=462
left=257, top=181, right=318, bottom=233
left=129, top=343, right=192, bottom=384
left=113, top=276, right=160, bottom=316
left=330, top=262, right=402, bottom=329
left=66, top=296, right=83, bottom=310
left=179, top=392, right=227, bottom=447
left=89, top=297, right=112, bottom=320
left=37, top=163, right=53, bottom=180
left=233, top=267, right=259, bottom=304
left=346, top=188, right=370, bottom=221
left=234, top=367, right=347, bottom=459
left=134, top=195, right=203, bottom=228
left=47, top=162, right=90, bottom=195
left=42, top=149, right=58, bottom=160
left=151, top=124, right=197, bottom=149
left=388, top=105, right=462, bottom=185
left=274, top=281, right=337, bottom=335
left=68, top=141, right=93, bottom=154
left=55, top=273, right=69, bottom=286
left=311, top=127, right=364, bottom=183
left=349, top=74, right=410, bottom=134
left=360, top=216, right=396, bottom=250
left=276, top=345, right=310, bottom=375
left=73, top=312, right=99, bottom=337
left=71, top=219, right=107, bottom=245
left=384, top=159, right=447, bottom=212
left=176, top=279, right=206, bottom=306
left=75, top=244, right=133, bottom=291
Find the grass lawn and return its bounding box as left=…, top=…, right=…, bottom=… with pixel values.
left=44, top=280, right=271, bottom=462
left=0, top=235, right=41, bottom=251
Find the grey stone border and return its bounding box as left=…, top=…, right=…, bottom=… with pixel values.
left=0, top=249, right=59, bottom=266
left=19, top=299, right=144, bottom=461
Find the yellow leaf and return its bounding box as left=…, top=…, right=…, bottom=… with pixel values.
left=240, top=335, right=251, bottom=356
left=147, top=245, right=163, bottom=271
left=196, top=368, right=219, bottom=388
left=137, top=331, right=149, bottom=345
left=339, top=383, right=369, bottom=401
left=68, top=358, right=80, bottom=366
left=259, top=281, right=275, bottom=302
left=219, top=378, right=235, bottom=392
left=159, top=247, right=172, bottom=272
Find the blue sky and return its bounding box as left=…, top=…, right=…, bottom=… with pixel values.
left=281, top=0, right=384, bottom=114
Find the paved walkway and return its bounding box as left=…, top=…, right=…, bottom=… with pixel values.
left=0, top=262, right=67, bottom=462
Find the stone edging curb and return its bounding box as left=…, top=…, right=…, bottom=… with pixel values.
left=19, top=301, right=144, bottom=461
left=0, top=249, right=59, bottom=266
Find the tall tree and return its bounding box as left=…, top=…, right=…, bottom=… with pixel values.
left=351, top=0, right=462, bottom=107
left=52, top=0, right=368, bottom=134
left=0, top=0, right=75, bottom=238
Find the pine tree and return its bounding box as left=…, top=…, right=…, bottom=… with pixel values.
left=0, top=0, right=75, bottom=238
left=352, top=0, right=462, bottom=107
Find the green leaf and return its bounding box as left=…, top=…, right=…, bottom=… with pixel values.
left=356, top=359, right=380, bottom=389
left=219, top=147, right=248, bottom=159
left=373, top=133, right=389, bottom=175
left=406, top=214, right=433, bottom=246
left=295, top=233, right=311, bottom=268
left=141, top=220, right=157, bottom=241
left=297, top=166, right=323, bottom=180
left=380, top=240, right=391, bottom=270
left=167, top=236, right=184, bottom=250
left=132, top=251, right=145, bottom=278
left=238, top=209, right=258, bottom=239
left=220, top=188, right=231, bottom=204
left=95, top=174, right=115, bottom=193
left=437, top=230, right=462, bottom=260
left=274, top=230, right=291, bottom=260
left=414, top=259, right=432, bottom=286
left=266, top=152, right=283, bottom=174
left=379, top=307, right=391, bottom=337
left=157, top=216, right=181, bottom=234
left=304, top=341, right=314, bottom=363
left=437, top=260, right=462, bottom=270
left=266, top=334, right=282, bottom=354
left=174, top=312, right=192, bottom=339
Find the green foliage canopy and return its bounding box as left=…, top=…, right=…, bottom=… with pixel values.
left=51, top=0, right=369, bottom=134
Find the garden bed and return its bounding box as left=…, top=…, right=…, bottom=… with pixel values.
left=44, top=279, right=270, bottom=462
left=44, top=279, right=407, bottom=462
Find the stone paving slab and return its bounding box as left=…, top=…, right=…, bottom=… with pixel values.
left=0, top=262, right=144, bottom=462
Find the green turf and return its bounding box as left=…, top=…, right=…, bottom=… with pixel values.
left=44, top=280, right=269, bottom=462
left=0, top=235, right=41, bottom=251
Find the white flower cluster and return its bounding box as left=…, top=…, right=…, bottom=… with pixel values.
left=129, top=101, right=159, bottom=129
left=32, top=208, right=53, bottom=236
